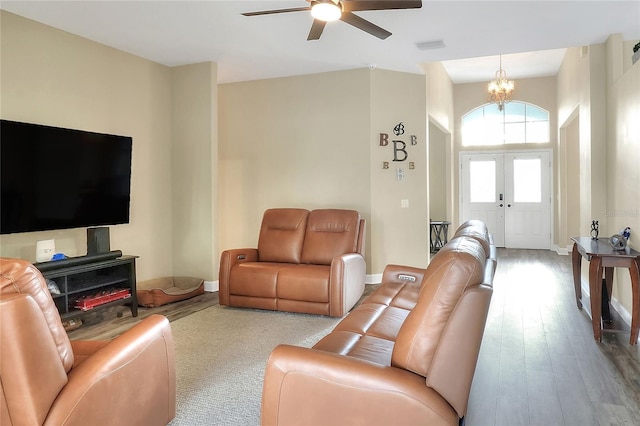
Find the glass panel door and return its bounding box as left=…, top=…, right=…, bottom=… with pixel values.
left=504, top=152, right=551, bottom=248
left=461, top=153, right=505, bottom=247
left=461, top=150, right=551, bottom=249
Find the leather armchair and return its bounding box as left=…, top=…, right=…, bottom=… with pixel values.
left=0, top=258, right=176, bottom=426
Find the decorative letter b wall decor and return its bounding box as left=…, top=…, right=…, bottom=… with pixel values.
left=378, top=121, right=418, bottom=180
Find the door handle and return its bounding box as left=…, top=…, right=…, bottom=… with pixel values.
left=499, top=204, right=504, bottom=207
left=507, top=204, right=512, bottom=207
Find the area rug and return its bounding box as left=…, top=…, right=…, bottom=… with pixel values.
left=168, top=305, right=341, bottom=425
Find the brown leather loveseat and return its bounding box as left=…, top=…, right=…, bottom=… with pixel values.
left=261, top=220, right=496, bottom=425
left=219, top=208, right=366, bottom=317
left=0, top=258, right=176, bottom=426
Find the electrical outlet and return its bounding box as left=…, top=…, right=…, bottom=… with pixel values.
left=401, top=199, right=409, bottom=208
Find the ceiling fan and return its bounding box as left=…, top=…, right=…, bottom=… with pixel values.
left=242, top=0, right=422, bottom=41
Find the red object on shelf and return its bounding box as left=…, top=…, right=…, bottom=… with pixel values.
left=75, top=289, right=131, bottom=311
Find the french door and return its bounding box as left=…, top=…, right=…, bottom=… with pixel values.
left=460, top=150, right=551, bottom=249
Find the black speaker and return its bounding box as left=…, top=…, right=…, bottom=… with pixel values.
left=87, top=227, right=110, bottom=255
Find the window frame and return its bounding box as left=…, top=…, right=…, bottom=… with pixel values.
left=461, top=101, right=550, bottom=147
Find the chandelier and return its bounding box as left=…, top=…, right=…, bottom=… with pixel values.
left=488, top=55, right=514, bottom=111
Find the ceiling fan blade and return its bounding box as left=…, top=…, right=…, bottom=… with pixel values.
left=307, top=19, right=327, bottom=40
left=340, top=11, right=391, bottom=39
left=342, top=0, right=422, bottom=12
left=242, top=7, right=310, bottom=17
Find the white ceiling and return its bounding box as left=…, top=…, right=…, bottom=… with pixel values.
left=1, top=1, right=639, bottom=84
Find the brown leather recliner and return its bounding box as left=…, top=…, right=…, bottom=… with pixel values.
left=219, top=208, right=367, bottom=317
left=0, top=258, right=176, bottom=426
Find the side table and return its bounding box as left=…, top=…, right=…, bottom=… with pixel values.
left=430, top=221, right=451, bottom=253
left=570, top=236, right=639, bottom=345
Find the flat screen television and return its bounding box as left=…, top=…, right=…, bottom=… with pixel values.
left=1, top=119, right=132, bottom=234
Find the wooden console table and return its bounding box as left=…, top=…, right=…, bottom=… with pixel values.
left=570, top=237, right=639, bottom=345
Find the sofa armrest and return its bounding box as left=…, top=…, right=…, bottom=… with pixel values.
left=46, top=315, right=176, bottom=426
left=329, top=253, right=366, bottom=317
left=218, top=248, right=259, bottom=305
left=262, top=344, right=457, bottom=426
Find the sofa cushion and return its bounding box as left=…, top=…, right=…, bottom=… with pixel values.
left=391, top=237, right=486, bottom=377
left=258, top=208, right=309, bottom=263
left=313, top=281, right=417, bottom=365
left=301, top=209, right=360, bottom=265
left=228, top=263, right=282, bottom=298
left=277, top=264, right=330, bottom=303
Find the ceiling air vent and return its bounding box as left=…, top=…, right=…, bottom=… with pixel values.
left=416, top=40, right=445, bottom=51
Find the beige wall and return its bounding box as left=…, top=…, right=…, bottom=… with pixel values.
left=565, top=116, right=581, bottom=244
left=604, top=35, right=640, bottom=318
left=171, top=63, right=218, bottom=280
left=370, top=70, right=428, bottom=270
left=424, top=62, right=455, bottom=229
left=0, top=11, right=174, bottom=281
left=219, top=68, right=428, bottom=273
left=429, top=122, right=447, bottom=221
left=557, top=45, right=608, bottom=238
left=218, top=69, right=372, bottom=264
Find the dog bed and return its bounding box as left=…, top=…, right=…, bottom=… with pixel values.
left=137, top=276, right=205, bottom=307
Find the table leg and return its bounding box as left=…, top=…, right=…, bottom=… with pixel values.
left=571, top=243, right=583, bottom=309
left=602, top=267, right=614, bottom=322
left=442, top=224, right=449, bottom=246
left=629, top=258, right=640, bottom=345
left=429, top=224, right=438, bottom=253
left=436, top=227, right=444, bottom=250
left=588, top=256, right=603, bottom=342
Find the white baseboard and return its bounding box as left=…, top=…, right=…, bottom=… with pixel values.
left=204, top=280, right=218, bottom=292
left=366, top=273, right=382, bottom=285
left=552, top=244, right=571, bottom=255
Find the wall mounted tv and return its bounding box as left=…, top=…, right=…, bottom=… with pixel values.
left=1, top=119, right=132, bottom=235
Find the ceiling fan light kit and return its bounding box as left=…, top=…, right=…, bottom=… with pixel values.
left=311, top=1, right=342, bottom=22
left=242, top=0, right=422, bottom=41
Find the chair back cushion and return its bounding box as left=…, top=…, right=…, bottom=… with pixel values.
left=0, top=258, right=74, bottom=371
left=453, top=220, right=492, bottom=257
left=0, top=293, right=69, bottom=425
left=258, top=209, right=309, bottom=263
left=301, top=209, right=361, bottom=265
left=391, top=237, right=486, bottom=376
left=1, top=258, right=73, bottom=425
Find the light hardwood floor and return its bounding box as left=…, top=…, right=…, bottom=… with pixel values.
left=68, top=249, right=640, bottom=425
left=466, top=248, right=640, bottom=426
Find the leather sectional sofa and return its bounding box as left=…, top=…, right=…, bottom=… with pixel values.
left=219, top=208, right=366, bottom=317
left=0, top=258, right=176, bottom=425
left=261, top=220, right=496, bottom=425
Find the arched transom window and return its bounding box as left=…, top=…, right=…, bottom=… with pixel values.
left=462, top=101, right=550, bottom=146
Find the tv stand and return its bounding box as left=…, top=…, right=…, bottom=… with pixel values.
left=35, top=255, right=138, bottom=321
